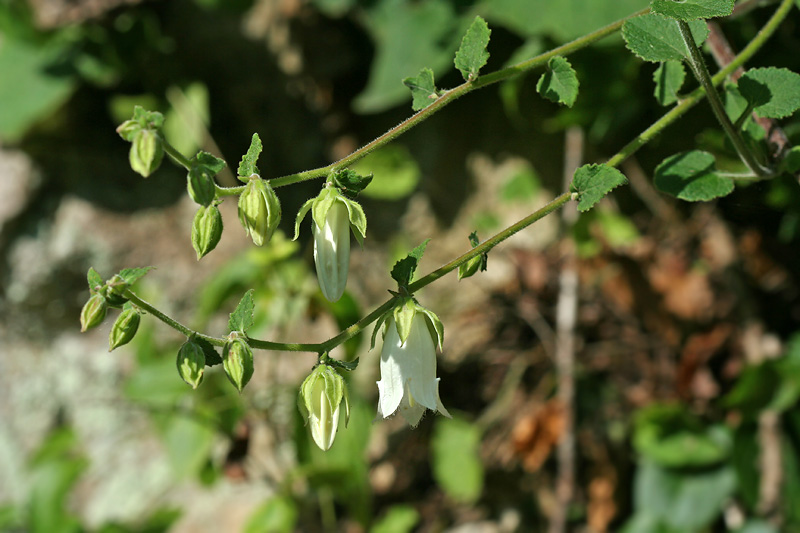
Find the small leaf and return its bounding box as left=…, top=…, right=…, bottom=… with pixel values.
left=653, top=60, right=686, bottom=106
left=292, top=198, right=314, bottom=240
left=622, top=14, right=709, bottom=63
left=390, top=239, right=430, bottom=287
left=403, top=68, right=438, bottom=112
left=327, top=357, right=359, bottom=372
left=228, top=289, right=255, bottom=333
left=117, top=266, right=155, bottom=286
left=454, top=16, right=491, bottom=82
left=738, top=67, right=800, bottom=119
left=332, top=169, right=373, bottom=198
left=431, top=417, right=484, bottom=503
left=651, top=0, right=734, bottom=21
left=653, top=150, right=734, bottom=201
left=570, top=164, right=628, bottom=212
left=341, top=197, right=367, bottom=245
left=237, top=133, right=262, bottom=181
left=193, top=336, right=223, bottom=366
left=536, top=56, right=579, bottom=107
left=87, top=267, right=103, bottom=292
left=193, top=151, right=226, bottom=175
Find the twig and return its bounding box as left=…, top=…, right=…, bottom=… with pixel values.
left=549, top=126, right=583, bottom=533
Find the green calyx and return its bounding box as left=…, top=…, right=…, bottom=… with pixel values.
left=223, top=334, right=254, bottom=393
left=370, top=297, right=444, bottom=351
left=109, top=304, right=141, bottom=351
left=293, top=185, right=367, bottom=245
left=298, top=362, right=350, bottom=428
left=117, top=107, right=166, bottom=178
left=237, top=176, right=281, bottom=246
left=177, top=338, right=206, bottom=389
left=192, top=204, right=223, bottom=260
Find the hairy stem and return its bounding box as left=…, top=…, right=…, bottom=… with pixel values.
left=677, top=19, right=770, bottom=177
left=162, top=140, right=193, bottom=171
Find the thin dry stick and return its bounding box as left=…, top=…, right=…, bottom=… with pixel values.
left=549, top=126, right=583, bottom=533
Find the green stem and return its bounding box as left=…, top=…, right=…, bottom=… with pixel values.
left=268, top=8, right=650, bottom=190
left=162, top=140, right=193, bottom=171
left=677, top=19, right=771, bottom=177
left=606, top=0, right=794, bottom=169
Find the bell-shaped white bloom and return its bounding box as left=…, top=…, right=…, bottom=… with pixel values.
left=299, top=364, right=349, bottom=451
left=376, top=315, right=451, bottom=427
left=314, top=201, right=351, bottom=302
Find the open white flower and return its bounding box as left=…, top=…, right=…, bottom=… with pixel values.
left=376, top=314, right=451, bottom=427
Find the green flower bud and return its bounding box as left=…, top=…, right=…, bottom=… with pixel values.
left=187, top=166, right=216, bottom=206
left=458, top=255, right=483, bottom=280
left=104, top=274, right=129, bottom=308
left=299, top=363, right=349, bottom=451
left=177, top=339, right=206, bottom=389
left=130, top=129, right=164, bottom=178
left=237, top=176, right=281, bottom=246
left=192, top=205, right=223, bottom=260
left=223, top=336, right=254, bottom=393
left=108, top=306, right=141, bottom=351
left=80, top=293, right=108, bottom=332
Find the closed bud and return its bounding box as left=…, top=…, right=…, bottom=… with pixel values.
left=130, top=129, right=164, bottom=178
left=187, top=167, right=216, bottom=206
left=80, top=293, right=108, bottom=332
left=177, top=339, right=206, bottom=389
left=108, top=306, right=141, bottom=351
left=237, top=177, right=281, bottom=246
left=299, top=363, right=349, bottom=451
left=458, top=255, right=483, bottom=280
left=192, top=205, right=223, bottom=260
left=223, top=337, right=254, bottom=393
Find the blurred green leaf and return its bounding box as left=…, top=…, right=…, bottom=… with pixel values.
left=500, top=166, right=541, bottom=203
left=164, top=83, right=209, bottom=157
left=372, top=505, right=420, bottom=533
left=651, top=0, right=734, bottom=20
left=654, top=150, right=734, bottom=201
left=162, top=413, right=216, bottom=479
left=353, top=0, right=458, bottom=113
left=244, top=496, right=298, bottom=533
left=431, top=416, right=484, bottom=503
left=634, top=460, right=736, bottom=531
left=622, top=14, right=709, bottom=62
left=351, top=145, right=421, bottom=200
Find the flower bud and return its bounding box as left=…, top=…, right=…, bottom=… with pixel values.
left=314, top=201, right=351, bottom=302
left=130, top=129, right=164, bottom=178
left=238, top=177, right=281, bottom=246
left=299, top=364, right=349, bottom=451
left=187, top=167, right=216, bottom=206
left=108, top=306, right=141, bottom=351
left=80, top=293, right=108, bottom=332
left=177, top=339, right=206, bottom=389
left=458, top=255, right=483, bottom=280
left=192, top=205, right=223, bottom=260
left=223, top=337, right=254, bottom=393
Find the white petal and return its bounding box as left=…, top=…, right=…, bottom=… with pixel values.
left=377, top=319, right=406, bottom=417
left=404, top=316, right=439, bottom=411
left=313, top=201, right=350, bottom=302
left=433, top=378, right=451, bottom=418
left=310, top=400, right=339, bottom=451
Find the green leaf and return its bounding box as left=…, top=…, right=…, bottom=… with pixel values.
left=653, top=60, right=685, bottom=106
left=570, top=164, right=628, bottom=212
left=350, top=145, right=421, bottom=200
left=390, top=239, right=430, bottom=287
left=403, top=68, right=438, bottom=112
left=622, top=14, right=709, bottom=62
left=117, top=266, right=155, bottom=287
left=87, top=267, right=103, bottom=292
left=162, top=414, right=215, bottom=479
left=341, top=197, right=367, bottom=245
left=454, top=16, right=491, bottom=81
left=332, top=169, right=373, bottom=198
left=653, top=151, right=734, bottom=201
left=536, top=56, right=579, bottom=107
left=228, top=289, right=255, bottom=333
left=244, top=496, right=298, bottom=533
left=651, top=0, right=734, bottom=20
left=193, top=151, right=226, bottom=175
left=293, top=198, right=314, bottom=240
left=738, top=67, right=800, bottom=119
left=238, top=133, right=263, bottom=180
left=431, top=417, right=484, bottom=503
left=193, top=336, right=223, bottom=366
left=372, top=505, right=420, bottom=533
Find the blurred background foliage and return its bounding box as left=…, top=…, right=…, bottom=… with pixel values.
left=1, top=0, right=800, bottom=531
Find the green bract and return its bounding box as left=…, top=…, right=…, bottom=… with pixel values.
left=191, top=205, right=223, bottom=260
left=294, top=185, right=367, bottom=302
left=298, top=363, right=350, bottom=451
left=108, top=305, right=141, bottom=351
left=80, top=293, right=107, bottom=332
left=238, top=176, right=281, bottom=246
left=177, top=339, right=206, bottom=389
left=223, top=335, right=254, bottom=393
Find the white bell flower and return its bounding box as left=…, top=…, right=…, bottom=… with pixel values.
left=376, top=314, right=451, bottom=427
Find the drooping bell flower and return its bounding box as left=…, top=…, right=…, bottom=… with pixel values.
left=294, top=184, right=367, bottom=302
left=373, top=301, right=450, bottom=427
